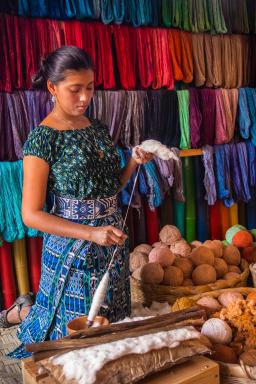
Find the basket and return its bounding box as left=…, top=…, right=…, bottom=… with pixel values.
left=172, top=286, right=256, bottom=311
left=249, top=263, right=256, bottom=287
left=171, top=287, right=256, bottom=384
left=0, top=326, right=22, bottom=384
left=131, top=259, right=249, bottom=306
left=219, top=361, right=256, bottom=384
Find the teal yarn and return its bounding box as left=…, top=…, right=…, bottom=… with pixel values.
left=143, top=161, right=163, bottom=209
left=0, top=161, right=42, bottom=242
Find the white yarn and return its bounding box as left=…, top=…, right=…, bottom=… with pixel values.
left=138, top=139, right=179, bottom=161
left=51, top=326, right=201, bottom=384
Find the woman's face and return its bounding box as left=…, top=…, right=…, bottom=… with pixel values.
left=49, top=68, right=94, bottom=117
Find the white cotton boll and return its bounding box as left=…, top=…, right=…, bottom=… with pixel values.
left=139, top=140, right=179, bottom=161
left=201, top=318, right=232, bottom=345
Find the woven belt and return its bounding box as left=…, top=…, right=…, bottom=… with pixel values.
left=51, top=194, right=118, bottom=220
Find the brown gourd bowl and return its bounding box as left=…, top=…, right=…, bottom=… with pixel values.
left=67, top=315, right=109, bottom=335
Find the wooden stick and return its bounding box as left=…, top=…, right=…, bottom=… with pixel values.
left=66, top=306, right=203, bottom=340
left=27, top=307, right=205, bottom=353
left=32, top=318, right=204, bottom=362
left=179, top=149, right=203, bottom=157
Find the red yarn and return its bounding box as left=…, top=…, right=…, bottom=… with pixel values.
left=113, top=25, right=136, bottom=89
left=144, top=202, right=159, bottom=245
left=0, top=242, right=16, bottom=309
left=96, top=23, right=116, bottom=89
left=27, top=237, right=42, bottom=293
left=136, top=27, right=154, bottom=89
left=209, top=202, right=222, bottom=240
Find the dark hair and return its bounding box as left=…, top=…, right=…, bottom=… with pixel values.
left=31, top=45, right=94, bottom=90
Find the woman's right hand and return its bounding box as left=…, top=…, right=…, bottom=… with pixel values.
left=89, top=225, right=128, bottom=246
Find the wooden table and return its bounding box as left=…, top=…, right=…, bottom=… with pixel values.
left=22, top=355, right=219, bottom=384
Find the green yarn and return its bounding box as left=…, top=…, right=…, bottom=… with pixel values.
left=177, top=90, right=191, bottom=150
left=225, top=224, right=246, bottom=244
left=172, top=0, right=181, bottom=27
left=162, top=0, right=172, bottom=27
left=181, top=0, right=191, bottom=31
left=184, top=157, right=196, bottom=242
left=207, top=0, right=227, bottom=34
left=193, top=0, right=211, bottom=32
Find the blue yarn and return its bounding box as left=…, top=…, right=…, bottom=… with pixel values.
left=238, top=88, right=251, bottom=139
left=143, top=161, right=163, bottom=209
left=74, top=0, right=94, bottom=18
left=30, top=0, right=49, bottom=17
left=62, top=0, right=77, bottom=18
left=115, top=147, right=162, bottom=208
left=100, top=0, right=114, bottom=24
left=138, top=170, right=148, bottom=195
left=112, top=0, right=125, bottom=24
left=246, top=140, right=256, bottom=187
left=246, top=88, right=256, bottom=145
left=236, top=142, right=251, bottom=202
left=18, top=0, right=29, bottom=16
left=214, top=145, right=234, bottom=207
left=48, top=0, right=63, bottom=19
left=127, top=0, right=153, bottom=27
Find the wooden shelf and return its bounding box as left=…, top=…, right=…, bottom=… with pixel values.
left=179, top=149, right=203, bottom=157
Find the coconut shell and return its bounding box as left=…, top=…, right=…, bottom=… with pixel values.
left=173, top=258, right=193, bottom=279
left=152, top=241, right=167, bottom=248
left=159, top=225, right=181, bottom=245
left=141, top=262, right=164, bottom=284
left=163, top=266, right=184, bottom=286
left=133, top=244, right=152, bottom=255
left=214, top=258, right=228, bottom=278
left=192, top=264, right=217, bottom=285
left=204, top=240, right=223, bottom=258
left=170, top=239, right=191, bottom=257
left=190, top=246, right=215, bottom=266
left=223, top=245, right=241, bottom=265
left=129, top=251, right=148, bottom=272
left=148, top=247, right=175, bottom=267
left=191, top=240, right=202, bottom=249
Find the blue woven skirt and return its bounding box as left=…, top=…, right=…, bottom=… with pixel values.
left=9, top=194, right=131, bottom=359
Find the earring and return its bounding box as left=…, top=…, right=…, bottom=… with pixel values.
left=51, top=95, right=56, bottom=103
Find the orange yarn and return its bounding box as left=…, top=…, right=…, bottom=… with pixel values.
left=169, top=29, right=183, bottom=81
left=180, top=31, right=193, bottom=83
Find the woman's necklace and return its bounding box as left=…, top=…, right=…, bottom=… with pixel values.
left=52, top=111, right=104, bottom=159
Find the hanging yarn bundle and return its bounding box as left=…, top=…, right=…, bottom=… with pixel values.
left=0, top=161, right=42, bottom=242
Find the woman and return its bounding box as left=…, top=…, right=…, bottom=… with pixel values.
left=1, top=46, right=152, bottom=358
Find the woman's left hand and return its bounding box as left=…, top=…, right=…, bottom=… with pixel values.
left=132, top=146, right=154, bottom=165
